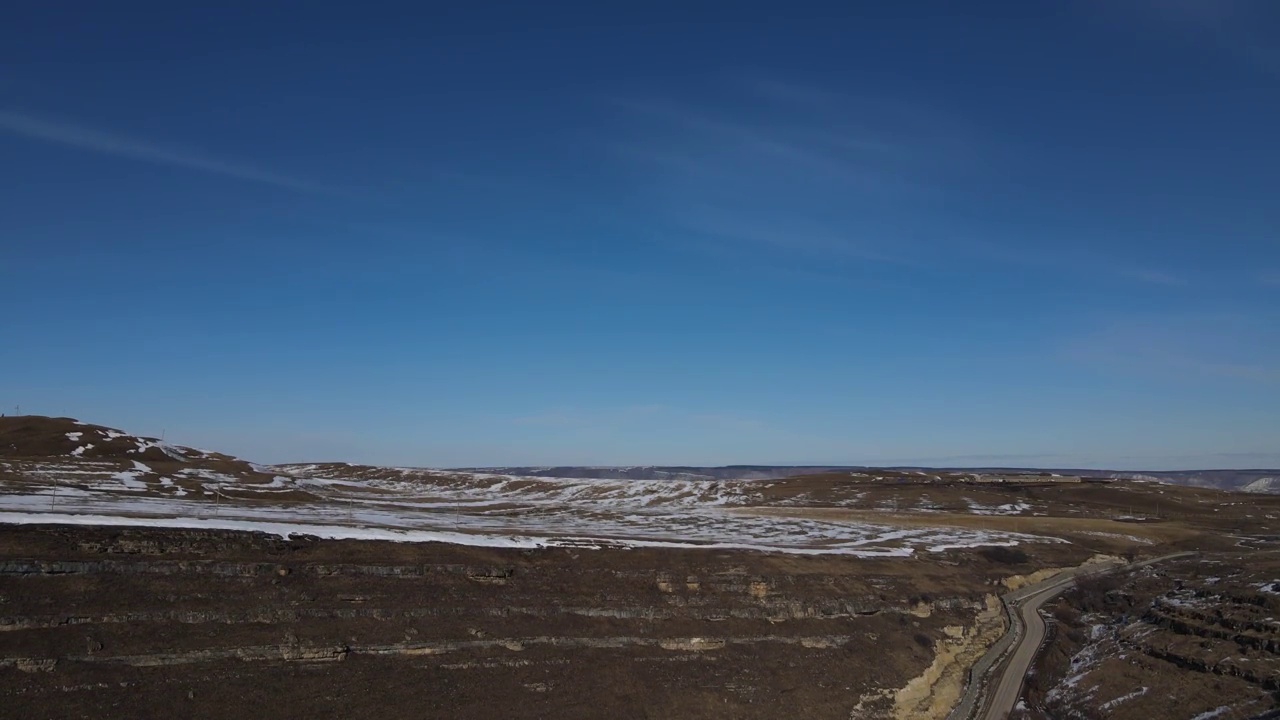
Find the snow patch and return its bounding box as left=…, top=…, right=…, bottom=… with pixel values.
left=1077, top=530, right=1154, bottom=545
left=965, top=498, right=1032, bottom=515
left=130, top=439, right=188, bottom=461
left=106, top=470, right=148, bottom=491
left=0, top=464, right=1063, bottom=557
left=1100, top=687, right=1147, bottom=710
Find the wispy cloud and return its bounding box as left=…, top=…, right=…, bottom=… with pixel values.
left=1064, top=312, right=1280, bottom=383
left=747, top=77, right=846, bottom=108
left=512, top=404, right=765, bottom=433
left=1116, top=268, right=1185, bottom=286
left=605, top=82, right=978, bottom=263
left=512, top=404, right=669, bottom=427
left=511, top=411, right=578, bottom=427
left=0, top=109, right=339, bottom=195
left=1260, top=271, right=1280, bottom=287
left=606, top=77, right=1256, bottom=288
left=674, top=205, right=903, bottom=263
left=1115, top=0, right=1280, bottom=76
left=953, top=234, right=1192, bottom=287
left=611, top=97, right=907, bottom=189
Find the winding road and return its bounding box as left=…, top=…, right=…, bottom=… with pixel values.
left=981, top=571, right=1091, bottom=718
left=949, top=553, right=1192, bottom=720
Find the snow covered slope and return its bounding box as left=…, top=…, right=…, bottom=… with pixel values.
left=1241, top=476, right=1280, bottom=494
left=0, top=417, right=1048, bottom=557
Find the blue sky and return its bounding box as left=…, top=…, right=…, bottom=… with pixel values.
left=2, top=1, right=1277, bottom=469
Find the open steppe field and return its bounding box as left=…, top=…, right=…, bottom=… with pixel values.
left=1, top=416, right=1275, bottom=719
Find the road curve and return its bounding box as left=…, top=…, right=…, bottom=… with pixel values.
left=977, top=553, right=1192, bottom=720
left=981, top=576, right=1077, bottom=718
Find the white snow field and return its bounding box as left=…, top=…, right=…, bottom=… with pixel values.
left=0, top=460, right=1051, bottom=557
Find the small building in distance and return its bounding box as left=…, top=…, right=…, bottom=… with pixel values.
left=971, top=473, right=1084, bottom=484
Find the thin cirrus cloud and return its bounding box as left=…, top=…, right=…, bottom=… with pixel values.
left=610, top=79, right=1257, bottom=289
left=607, top=87, right=960, bottom=264
left=1117, top=268, right=1185, bottom=286
left=1117, top=0, right=1280, bottom=76
left=513, top=404, right=767, bottom=433
left=1064, top=312, right=1280, bottom=384
left=945, top=233, right=1189, bottom=288
left=512, top=403, right=669, bottom=427
left=0, top=109, right=339, bottom=195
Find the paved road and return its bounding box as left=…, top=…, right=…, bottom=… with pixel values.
left=981, top=574, right=1081, bottom=718
left=978, top=553, right=1192, bottom=720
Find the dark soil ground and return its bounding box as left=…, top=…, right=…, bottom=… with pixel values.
left=2, top=416, right=1275, bottom=719
left=0, top=524, right=1062, bottom=720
